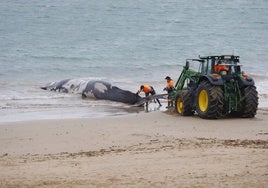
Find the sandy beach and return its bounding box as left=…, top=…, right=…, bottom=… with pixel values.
left=0, top=108, right=268, bottom=188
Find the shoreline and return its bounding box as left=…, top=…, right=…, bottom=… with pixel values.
left=0, top=109, right=268, bottom=187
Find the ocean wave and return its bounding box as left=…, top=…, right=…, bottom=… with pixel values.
left=29, top=55, right=92, bottom=62
left=250, top=73, right=268, bottom=80
left=0, top=93, right=74, bottom=101
left=0, top=96, right=132, bottom=111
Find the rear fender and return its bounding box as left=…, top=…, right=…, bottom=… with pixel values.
left=238, top=76, right=255, bottom=87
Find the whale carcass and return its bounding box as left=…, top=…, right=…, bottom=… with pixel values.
left=41, top=79, right=141, bottom=105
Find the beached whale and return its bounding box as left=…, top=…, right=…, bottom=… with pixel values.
left=41, top=79, right=142, bottom=105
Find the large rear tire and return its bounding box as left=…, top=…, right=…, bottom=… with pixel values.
left=175, top=90, right=193, bottom=116
left=241, top=86, right=258, bottom=118
left=196, top=81, right=224, bottom=119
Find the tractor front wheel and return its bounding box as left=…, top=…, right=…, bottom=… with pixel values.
left=175, top=90, right=193, bottom=116
left=196, top=81, right=224, bottom=119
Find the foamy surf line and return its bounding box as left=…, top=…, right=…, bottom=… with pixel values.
left=0, top=98, right=154, bottom=123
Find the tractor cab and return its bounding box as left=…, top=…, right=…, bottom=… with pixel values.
left=199, top=55, right=242, bottom=76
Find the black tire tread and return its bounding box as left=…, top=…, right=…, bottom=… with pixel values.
left=175, top=90, right=193, bottom=116
left=241, top=86, right=258, bottom=118
left=196, top=81, right=224, bottom=119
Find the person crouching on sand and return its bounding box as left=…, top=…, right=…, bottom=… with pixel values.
left=163, top=76, right=175, bottom=108
left=136, top=85, right=162, bottom=106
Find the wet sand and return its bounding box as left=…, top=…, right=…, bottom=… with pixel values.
left=0, top=108, right=268, bottom=188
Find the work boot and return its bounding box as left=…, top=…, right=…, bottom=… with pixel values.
left=166, top=102, right=171, bottom=108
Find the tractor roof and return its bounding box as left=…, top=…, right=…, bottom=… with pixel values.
left=199, top=55, right=239, bottom=60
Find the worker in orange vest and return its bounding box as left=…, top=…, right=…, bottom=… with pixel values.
left=136, top=85, right=161, bottom=106
left=164, top=76, right=175, bottom=108
left=214, top=60, right=229, bottom=72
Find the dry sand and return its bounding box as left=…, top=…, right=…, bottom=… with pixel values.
left=0, top=108, right=268, bottom=188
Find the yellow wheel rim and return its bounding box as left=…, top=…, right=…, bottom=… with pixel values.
left=199, top=90, right=208, bottom=112
left=176, top=97, right=183, bottom=113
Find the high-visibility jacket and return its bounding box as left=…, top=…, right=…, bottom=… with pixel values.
left=140, top=85, right=152, bottom=94
left=215, top=64, right=228, bottom=72
left=166, top=80, right=174, bottom=88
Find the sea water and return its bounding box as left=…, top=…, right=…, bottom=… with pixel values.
left=1, top=0, right=268, bottom=122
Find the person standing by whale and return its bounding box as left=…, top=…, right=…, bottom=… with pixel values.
left=136, top=85, right=162, bottom=106
left=163, top=76, right=175, bottom=108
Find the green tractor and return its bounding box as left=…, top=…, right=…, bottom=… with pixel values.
left=172, top=55, right=258, bottom=119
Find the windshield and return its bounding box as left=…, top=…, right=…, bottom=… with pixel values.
left=215, top=59, right=241, bottom=74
